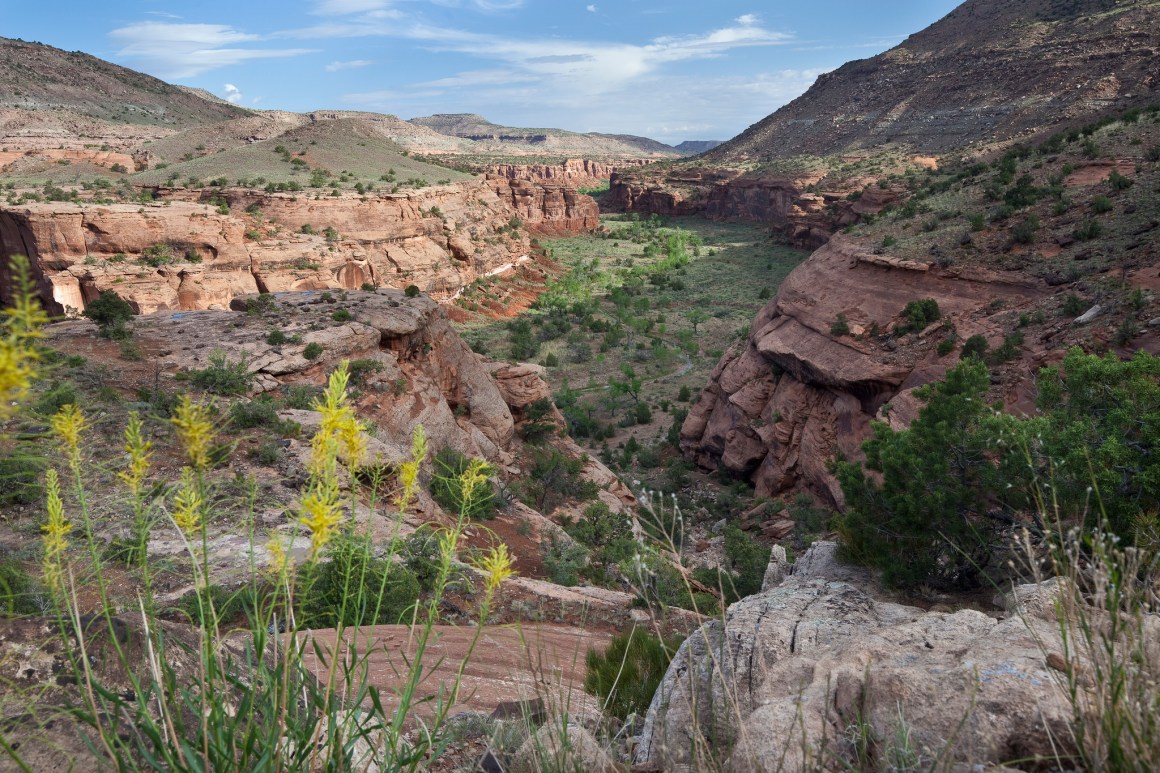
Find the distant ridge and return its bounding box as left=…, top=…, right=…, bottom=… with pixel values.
left=706, top=0, right=1160, bottom=162
left=673, top=140, right=723, bottom=155
left=409, top=113, right=679, bottom=157
left=0, top=36, right=248, bottom=127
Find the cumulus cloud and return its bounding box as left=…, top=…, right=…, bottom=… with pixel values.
left=586, top=4, right=597, bottom=10
left=109, top=22, right=316, bottom=79
left=222, top=83, right=243, bottom=103
left=325, top=59, right=373, bottom=71
left=736, top=14, right=759, bottom=25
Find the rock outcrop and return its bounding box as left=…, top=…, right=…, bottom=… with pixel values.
left=680, top=234, right=1045, bottom=504
left=635, top=542, right=1074, bottom=772
left=608, top=167, right=896, bottom=249
left=0, top=178, right=597, bottom=314
left=483, top=158, right=653, bottom=190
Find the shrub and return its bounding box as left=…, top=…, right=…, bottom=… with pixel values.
left=1146, top=144, right=1160, bottom=163
left=303, top=342, right=323, bottom=360
left=960, top=334, right=988, bottom=360
left=266, top=330, right=288, bottom=345
left=937, top=336, right=956, bottom=356
left=835, top=360, right=1000, bottom=589
left=634, top=402, right=652, bottom=425
left=1062, top=294, right=1087, bottom=316
left=35, top=381, right=79, bottom=416
left=830, top=313, right=851, bottom=337
left=584, top=628, right=682, bottom=720
left=1074, top=220, right=1103, bottom=241
left=1091, top=195, right=1113, bottom=214
left=542, top=533, right=587, bottom=587
left=880, top=235, right=897, bottom=248
left=678, top=385, right=692, bottom=402
left=1108, top=170, right=1134, bottom=190
left=902, top=298, right=940, bottom=332
left=563, top=501, right=637, bottom=578
left=244, top=294, right=277, bottom=316
left=189, top=351, right=252, bottom=395
left=84, top=291, right=135, bottom=338
left=516, top=448, right=598, bottom=514
left=0, top=449, right=45, bottom=506
left=0, top=559, right=45, bottom=615
left=404, top=284, right=421, bottom=298
left=331, top=309, right=352, bottom=322
left=430, top=448, right=497, bottom=520
left=229, top=396, right=296, bottom=432
left=296, top=531, right=421, bottom=627
left=1011, top=215, right=1039, bottom=244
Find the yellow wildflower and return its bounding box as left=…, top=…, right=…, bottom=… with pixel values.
left=300, top=486, right=342, bottom=560
left=473, top=543, right=516, bottom=595
left=172, top=466, right=203, bottom=536
left=266, top=537, right=289, bottom=578
left=117, top=412, right=152, bottom=498
left=394, top=425, right=428, bottom=513
left=456, top=458, right=491, bottom=516
left=50, top=404, right=87, bottom=468
left=0, top=256, right=47, bottom=420
left=41, top=469, right=70, bottom=593
left=171, top=397, right=215, bottom=472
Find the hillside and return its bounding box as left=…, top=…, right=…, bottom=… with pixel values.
left=705, top=0, right=1160, bottom=163
left=410, top=113, right=680, bottom=158
left=0, top=36, right=248, bottom=128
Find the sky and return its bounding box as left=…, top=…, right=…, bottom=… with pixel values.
left=4, top=0, right=963, bottom=145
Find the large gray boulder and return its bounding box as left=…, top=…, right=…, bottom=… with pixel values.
left=635, top=543, right=1074, bottom=772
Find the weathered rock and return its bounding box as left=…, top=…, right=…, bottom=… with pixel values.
left=681, top=234, right=1044, bottom=505
left=635, top=543, right=1074, bottom=773
left=511, top=720, right=620, bottom=773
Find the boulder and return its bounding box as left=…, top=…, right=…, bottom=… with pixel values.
left=635, top=543, right=1074, bottom=773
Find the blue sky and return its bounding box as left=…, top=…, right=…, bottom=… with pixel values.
left=5, top=1, right=962, bottom=144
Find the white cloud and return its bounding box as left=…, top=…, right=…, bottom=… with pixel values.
left=325, top=58, right=374, bottom=71
left=736, top=14, right=758, bottom=25
left=313, top=0, right=391, bottom=14
left=586, top=4, right=596, bottom=11
left=109, top=22, right=316, bottom=79
left=222, top=83, right=243, bottom=103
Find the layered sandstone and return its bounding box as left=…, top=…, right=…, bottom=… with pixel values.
left=483, top=158, right=653, bottom=190
left=0, top=179, right=597, bottom=314
left=680, top=234, right=1045, bottom=505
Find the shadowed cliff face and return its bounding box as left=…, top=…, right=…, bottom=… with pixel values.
left=680, top=235, right=1047, bottom=506
left=0, top=179, right=598, bottom=315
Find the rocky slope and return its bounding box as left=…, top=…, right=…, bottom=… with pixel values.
left=636, top=542, right=1077, bottom=772
left=0, top=179, right=597, bottom=314
left=706, top=0, right=1160, bottom=163
left=0, top=36, right=247, bottom=129
left=678, top=234, right=1046, bottom=506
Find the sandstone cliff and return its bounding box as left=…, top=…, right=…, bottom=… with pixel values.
left=679, top=234, right=1045, bottom=507
left=483, top=158, right=653, bottom=190
left=0, top=179, right=597, bottom=314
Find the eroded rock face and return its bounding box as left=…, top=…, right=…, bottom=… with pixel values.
left=635, top=543, right=1073, bottom=773
left=483, top=158, right=652, bottom=190
left=0, top=179, right=597, bottom=314
left=680, top=234, right=1045, bottom=505
left=608, top=168, right=895, bottom=249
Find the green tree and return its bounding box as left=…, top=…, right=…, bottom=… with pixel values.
left=609, top=364, right=642, bottom=404
left=688, top=308, right=709, bottom=335
left=835, top=359, right=1004, bottom=589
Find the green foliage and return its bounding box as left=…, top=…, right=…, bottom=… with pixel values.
left=1025, top=349, right=1160, bottom=535
left=303, top=342, right=324, bottom=360
left=1074, top=220, right=1103, bottom=241
left=173, top=585, right=255, bottom=628
left=830, top=313, right=851, bottom=337
left=229, top=396, right=298, bottom=435
left=584, top=628, right=682, bottom=720
left=516, top=448, right=598, bottom=514
left=0, top=449, right=45, bottom=506
left=1092, top=195, right=1113, bottom=214
left=189, top=351, right=252, bottom=396
left=937, top=336, right=956, bottom=357
left=404, top=284, right=421, bottom=298
left=34, top=381, right=79, bottom=416
left=835, top=360, right=1002, bottom=589
left=84, top=290, right=135, bottom=339
left=695, top=523, right=772, bottom=603
left=678, top=385, right=692, bottom=402
left=563, top=501, right=637, bottom=581
left=139, top=243, right=175, bottom=268
left=901, top=298, right=940, bottom=333
left=1063, top=294, right=1087, bottom=316
left=507, top=318, right=539, bottom=360
left=1011, top=215, right=1039, bottom=244
left=960, top=334, right=988, bottom=360
left=0, top=558, right=45, bottom=616
left=297, top=531, right=421, bottom=627
left=244, top=294, right=278, bottom=316
left=331, top=309, right=352, bottom=322
left=266, top=330, right=288, bottom=345
left=430, top=448, right=497, bottom=520
left=542, top=533, right=588, bottom=587
left=1108, top=170, right=1134, bottom=191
